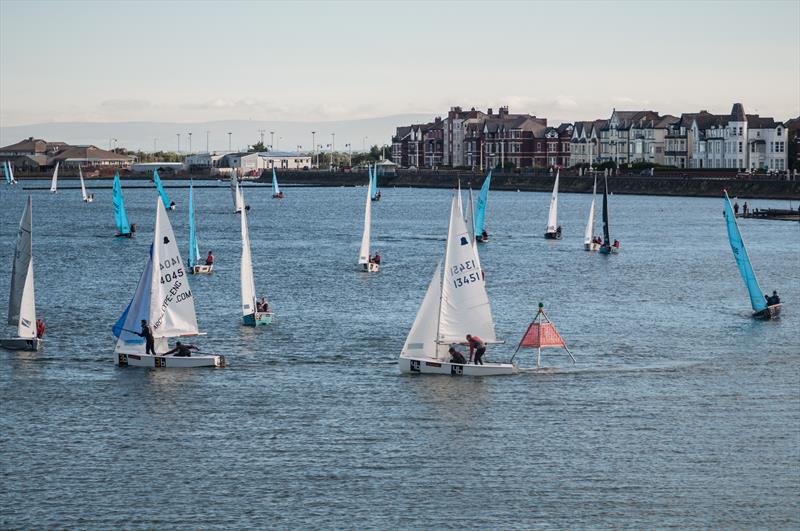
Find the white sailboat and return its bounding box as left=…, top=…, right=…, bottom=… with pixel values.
left=399, top=194, right=516, bottom=376
left=544, top=170, right=561, bottom=239
left=2, top=196, right=42, bottom=351
left=49, top=162, right=59, bottom=193
left=231, top=172, right=245, bottom=213
left=79, top=167, right=94, bottom=203
left=112, top=198, right=224, bottom=368
left=358, top=176, right=379, bottom=272
left=240, top=187, right=273, bottom=326
left=583, top=174, right=599, bottom=251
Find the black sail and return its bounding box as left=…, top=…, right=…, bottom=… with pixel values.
left=602, top=174, right=610, bottom=246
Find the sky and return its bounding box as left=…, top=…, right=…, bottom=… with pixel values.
left=1, top=0, right=798, bottom=148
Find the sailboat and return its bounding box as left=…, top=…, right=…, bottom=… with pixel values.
left=112, top=172, right=134, bottom=237
left=240, top=187, right=273, bottom=325
left=358, top=175, right=379, bottom=272
left=188, top=181, right=212, bottom=274
left=112, top=199, right=224, bottom=368
left=583, top=174, right=599, bottom=251
left=399, top=194, right=517, bottom=376
left=271, top=168, right=284, bottom=199
left=4, top=161, right=17, bottom=185
left=79, top=167, right=94, bottom=203
left=474, top=171, right=491, bottom=242
left=370, top=164, right=381, bottom=201
left=49, top=162, right=59, bottom=193
left=153, top=169, right=175, bottom=210
left=2, top=196, right=42, bottom=351
left=510, top=303, right=575, bottom=369
left=723, top=190, right=781, bottom=319
left=598, top=174, right=619, bottom=254
left=544, top=170, right=561, bottom=239
left=231, top=172, right=244, bottom=213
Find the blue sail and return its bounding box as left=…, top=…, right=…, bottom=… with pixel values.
left=188, top=181, right=199, bottom=267
left=3, top=161, right=10, bottom=184
left=112, top=172, right=131, bottom=235
left=723, top=191, right=767, bottom=313
left=153, top=169, right=171, bottom=208
left=272, top=168, right=280, bottom=195
left=370, top=164, right=378, bottom=199
left=474, top=171, right=491, bottom=235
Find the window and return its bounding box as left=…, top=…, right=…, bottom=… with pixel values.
left=738, top=141, right=742, bottom=153
left=777, top=128, right=782, bottom=136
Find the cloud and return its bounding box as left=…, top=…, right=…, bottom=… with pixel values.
left=553, top=95, right=578, bottom=110
left=100, top=99, right=152, bottom=111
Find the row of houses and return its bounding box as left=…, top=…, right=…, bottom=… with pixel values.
left=392, top=104, right=797, bottom=171
left=0, top=137, right=133, bottom=170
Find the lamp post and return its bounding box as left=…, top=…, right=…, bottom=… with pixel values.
left=259, top=129, right=265, bottom=146
left=316, top=144, right=322, bottom=168
left=188, top=132, right=192, bottom=154
left=311, top=131, right=316, bottom=168
left=228, top=132, right=232, bottom=152
left=346, top=143, right=351, bottom=167
left=112, top=138, right=118, bottom=152
left=330, top=133, right=335, bottom=171
left=270, top=131, right=275, bottom=151
left=176, top=133, right=181, bottom=153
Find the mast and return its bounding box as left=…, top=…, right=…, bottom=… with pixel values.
left=602, top=174, right=610, bottom=246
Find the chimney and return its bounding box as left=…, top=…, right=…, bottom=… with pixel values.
left=488, top=108, right=493, bottom=116
left=499, top=106, right=509, bottom=118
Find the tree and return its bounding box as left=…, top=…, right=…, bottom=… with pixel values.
left=249, top=141, right=267, bottom=153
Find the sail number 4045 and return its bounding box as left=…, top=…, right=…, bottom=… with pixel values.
left=451, top=259, right=482, bottom=289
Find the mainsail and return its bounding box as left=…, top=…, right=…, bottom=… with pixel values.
left=113, top=199, right=198, bottom=342
left=50, top=162, right=59, bottom=193
left=240, top=189, right=258, bottom=316
left=79, top=167, right=89, bottom=201
left=584, top=174, right=597, bottom=245
left=358, top=176, right=372, bottom=265
left=370, top=164, right=378, bottom=200
left=8, top=161, right=15, bottom=183
left=272, top=168, right=281, bottom=195
left=3, top=161, right=11, bottom=184
left=474, top=171, right=491, bottom=236
left=723, top=190, right=768, bottom=313
left=546, top=170, right=559, bottom=233
left=188, top=181, right=201, bottom=268
left=153, top=169, right=171, bottom=208
left=231, top=173, right=244, bottom=212
left=602, top=174, right=610, bottom=246
left=112, top=172, right=131, bottom=235
left=8, top=196, right=34, bottom=336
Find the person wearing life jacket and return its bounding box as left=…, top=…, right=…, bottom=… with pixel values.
left=165, top=341, right=198, bottom=357
left=466, top=334, right=486, bottom=365
left=205, top=251, right=214, bottom=266
left=36, top=319, right=45, bottom=339
left=448, top=346, right=466, bottom=365
left=373, top=252, right=381, bottom=265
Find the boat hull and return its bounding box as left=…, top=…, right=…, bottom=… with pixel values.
left=191, top=264, right=214, bottom=274
left=243, top=312, right=273, bottom=326
left=544, top=231, right=561, bottom=240
left=399, top=356, right=517, bottom=376
left=116, top=352, right=225, bottom=368
left=84, top=197, right=94, bottom=203
left=584, top=242, right=600, bottom=251
left=360, top=262, right=380, bottom=273
left=599, top=245, right=619, bottom=254
left=1, top=337, right=42, bottom=351
left=754, top=304, right=781, bottom=320
left=272, top=193, right=284, bottom=199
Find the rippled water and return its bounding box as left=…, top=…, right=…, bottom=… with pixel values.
left=1, top=180, right=798, bottom=528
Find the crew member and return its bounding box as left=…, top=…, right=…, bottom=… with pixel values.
left=164, top=341, right=198, bottom=357
left=466, top=334, right=486, bottom=365
left=205, top=251, right=214, bottom=266
left=137, top=319, right=156, bottom=356
left=35, top=319, right=45, bottom=339
left=448, top=346, right=466, bottom=365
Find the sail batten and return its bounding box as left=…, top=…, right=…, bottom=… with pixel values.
left=723, top=191, right=767, bottom=312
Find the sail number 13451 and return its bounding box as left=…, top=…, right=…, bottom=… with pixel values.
left=450, top=259, right=482, bottom=289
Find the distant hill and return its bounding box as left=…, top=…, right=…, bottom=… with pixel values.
left=0, top=114, right=435, bottom=153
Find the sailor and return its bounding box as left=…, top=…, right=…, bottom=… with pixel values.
left=165, top=341, right=198, bottom=357
left=556, top=226, right=562, bottom=237
left=613, top=239, right=620, bottom=249
left=257, top=297, right=270, bottom=313
left=733, top=201, right=740, bottom=215
left=466, top=334, right=486, bottom=365
left=743, top=201, right=748, bottom=216
left=448, top=346, right=466, bottom=365
left=481, top=229, right=488, bottom=241
left=35, top=319, right=45, bottom=339
left=205, top=251, right=214, bottom=266
left=373, top=252, right=381, bottom=265
left=169, top=201, right=176, bottom=209
left=768, top=290, right=781, bottom=306
left=137, top=319, right=156, bottom=356
left=376, top=190, right=381, bottom=200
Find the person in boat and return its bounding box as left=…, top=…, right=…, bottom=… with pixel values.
left=169, top=201, right=176, bottom=209
left=164, top=341, right=198, bottom=357
left=767, top=290, right=781, bottom=306
left=257, top=297, right=270, bottom=313
left=743, top=202, right=748, bottom=216
left=373, top=252, right=381, bottom=265
left=448, top=346, right=466, bottom=365
left=36, top=319, right=45, bottom=339
left=556, top=226, right=562, bottom=237
left=465, top=334, right=486, bottom=365
left=205, top=251, right=214, bottom=266
left=376, top=190, right=381, bottom=200
left=613, top=239, right=620, bottom=249
left=733, top=201, right=740, bottom=215
left=136, top=319, right=156, bottom=356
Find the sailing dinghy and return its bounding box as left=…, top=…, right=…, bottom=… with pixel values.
left=598, top=174, right=619, bottom=254
left=2, top=196, right=42, bottom=351
left=112, top=172, right=134, bottom=237
left=370, top=164, right=381, bottom=201
left=510, top=303, right=575, bottom=369
left=49, top=162, right=59, bottom=193
left=544, top=170, right=561, bottom=239
left=271, top=168, right=284, bottom=198
left=79, top=167, right=94, bottom=203
left=188, top=181, right=212, bottom=274
left=153, top=169, right=175, bottom=209
left=240, top=187, right=273, bottom=325
left=112, top=198, right=224, bottom=368
left=231, top=172, right=245, bottom=213
left=723, top=190, right=781, bottom=319
left=4, top=161, right=17, bottom=185
left=399, top=194, right=516, bottom=376
left=358, top=175, right=379, bottom=272
left=583, top=174, right=599, bottom=251
left=474, top=171, right=491, bottom=242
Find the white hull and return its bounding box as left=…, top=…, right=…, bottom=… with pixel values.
left=115, top=351, right=224, bottom=368
left=191, top=264, right=214, bottom=274
left=360, top=262, right=380, bottom=272
left=1, top=337, right=42, bottom=351
left=584, top=242, right=600, bottom=251
left=83, top=197, right=94, bottom=203
left=399, top=356, right=517, bottom=376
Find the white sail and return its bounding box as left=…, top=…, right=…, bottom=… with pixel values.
left=148, top=199, right=199, bottom=338
left=401, top=262, right=442, bottom=359
left=18, top=260, right=36, bottom=338
left=50, top=162, right=59, bottom=193
left=583, top=175, right=597, bottom=245
left=240, top=191, right=257, bottom=316
left=79, top=167, right=88, bottom=200
left=358, top=178, right=372, bottom=265
left=231, top=173, right=244, bottom=212
left=546, top=170, right=559, bottom=233
left=8, top=196, right=33, bottom=326
left=8, top=161, right=16, bottom=183
left=438, top=194, right=497, bottom=348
